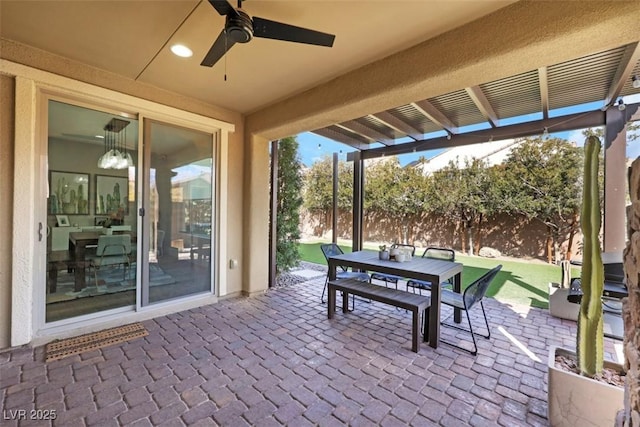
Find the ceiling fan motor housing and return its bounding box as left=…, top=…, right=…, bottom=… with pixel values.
left=226, top=9, right=253, bottom=43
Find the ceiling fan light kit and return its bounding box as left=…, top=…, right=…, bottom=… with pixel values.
left=200, top=0, right=335, bottom=68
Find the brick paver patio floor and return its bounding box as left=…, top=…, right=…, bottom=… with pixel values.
left=0, top=277, right=623, bottom=426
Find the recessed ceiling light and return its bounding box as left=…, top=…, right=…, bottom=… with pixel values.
left=171, top=44, right=193, bottom=58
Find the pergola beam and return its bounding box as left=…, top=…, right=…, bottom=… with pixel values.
left=312, top=127, right=370, bottom=150
left=465, top=86, right=499, bottom=127
left=347, top=108, right=619, bottom=161
left=605, top=42, right=640, bottom=106
left=538, top=67, right=550, bottom=119
left=369, top=112, right=423, bottom=140
left=337, top=120, right=395, bottom=146
left=411, top=100, right=458, bottom=134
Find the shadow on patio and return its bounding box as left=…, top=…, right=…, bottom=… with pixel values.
left=0, top=276, right=623, bottom=426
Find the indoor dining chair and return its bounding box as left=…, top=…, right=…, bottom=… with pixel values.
left=86, top=234, right=132, bottom=288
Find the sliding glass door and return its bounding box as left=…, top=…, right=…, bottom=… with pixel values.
left=141, top=119, right=215, bottom=305
left=45, top=99, right=138, bottom=322
left=43, top=99, right=217, bottom=322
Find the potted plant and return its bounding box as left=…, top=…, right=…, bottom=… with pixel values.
left=548, top=135, right=624, bottom=426
left=378, top=245, right=390, bottom=260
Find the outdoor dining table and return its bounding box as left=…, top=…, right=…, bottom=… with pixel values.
left=328, top=250, right=464, bottom=349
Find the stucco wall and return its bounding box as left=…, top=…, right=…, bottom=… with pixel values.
left=302, top=209, right=578, bottom=261
left=0, top=45, right=246, bottom=348
left=242, top=134, right=270, bottom=294
left=0, top=43, right=246, bottom=285
left=0, top=74, right=15, bottom=348
left=225, top=119, right=245, bottom=297
left=0, top=44, right=245, bottom=299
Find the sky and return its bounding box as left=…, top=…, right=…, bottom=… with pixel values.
left=295, top=93, right=640, bottom=167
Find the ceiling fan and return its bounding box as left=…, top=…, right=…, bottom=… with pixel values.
left=200, top=0, right=336, bottom=68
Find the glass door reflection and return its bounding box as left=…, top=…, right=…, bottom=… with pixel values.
left=45, top=100, right=138, bottom=322
left=143, top=120, right=214, bottom=305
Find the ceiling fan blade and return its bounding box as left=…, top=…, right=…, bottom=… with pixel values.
left=252, top=16, right=335, bottom=47
left=201, top=30, right=235, bottom=67
left=207, top=0, right=237, bottom=17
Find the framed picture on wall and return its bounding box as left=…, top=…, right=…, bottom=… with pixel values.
left=94, top=216, right=109, bottom=226
left=48, top=170, right=90, bottom=215
left=95, top=175, right=128, bottom=217
left=55, top=215, right=70, bottom=227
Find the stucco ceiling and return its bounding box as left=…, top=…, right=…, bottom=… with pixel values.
left=0, top=0, right=516, bottom=114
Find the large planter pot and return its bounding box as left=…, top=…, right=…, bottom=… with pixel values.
left=548, top=346, right=624, bottom=427
left=548, top=282, right=579, bottom=321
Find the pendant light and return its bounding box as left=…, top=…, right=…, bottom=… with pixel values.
left=98, top=118, right=132, bottom=169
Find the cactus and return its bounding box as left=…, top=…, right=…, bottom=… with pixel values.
left=577, top=135, right=604, bottom=377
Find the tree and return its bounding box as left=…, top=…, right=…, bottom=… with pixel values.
left=501, top=137, right=582, bottom=263
left=302, top=155, right=353, bottom=236
left=427, top=157, right=497, bottom=255
left=303, top=155, right=353, bottom=213
left=275, top=137, right=303, bottom=274
left=364, top=158, right=427, bottom=242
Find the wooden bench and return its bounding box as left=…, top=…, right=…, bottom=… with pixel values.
left=328, top=278, right=431, bottom=353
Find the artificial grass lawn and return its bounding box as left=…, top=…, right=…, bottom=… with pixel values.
left=298, top=242, right=579, bottom=309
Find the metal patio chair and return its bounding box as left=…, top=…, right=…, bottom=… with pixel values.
left=406, top=247, right=456, bottom=294
left=424, top=264, right=502, bottom=355
left=369, top=243, right=416, bottom=289
left=320, top=243, right=370, bottom=309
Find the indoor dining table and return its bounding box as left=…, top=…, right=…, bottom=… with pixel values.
left=328, top=250, right=464, bottom=349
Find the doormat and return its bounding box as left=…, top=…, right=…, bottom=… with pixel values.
left=45, top=322, right=148, bottom=362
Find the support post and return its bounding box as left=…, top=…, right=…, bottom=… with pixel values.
left=603, top=107, right=627, bottom=253
left=352, top=151, right=364, bottom=252
left=269, top=140, right=278, bottom=288
left=332, top=152, right=338, bottom=244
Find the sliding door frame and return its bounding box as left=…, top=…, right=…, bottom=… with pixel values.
left=138, top=117, right=222, bottom=309
left=7, top=59, right=233, bottom=346
left=37, top=91, right=140, bottom=329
